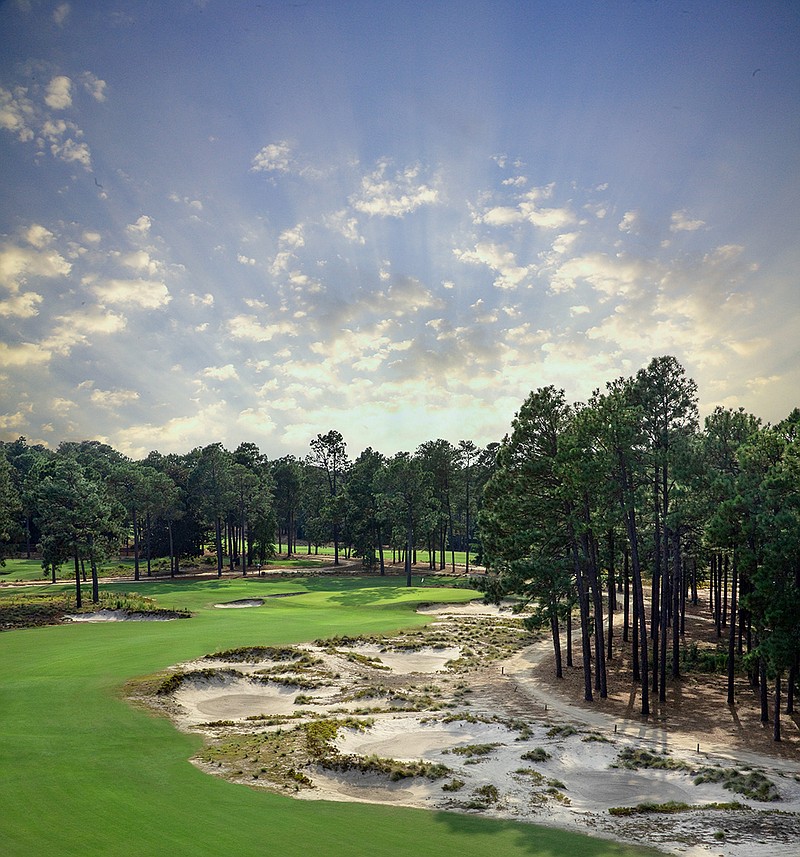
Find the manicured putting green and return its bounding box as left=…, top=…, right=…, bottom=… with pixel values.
left=0, top=576, right=660, bottom=857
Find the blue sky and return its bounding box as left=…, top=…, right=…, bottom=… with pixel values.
left=1, top=0, right=798, bottom=459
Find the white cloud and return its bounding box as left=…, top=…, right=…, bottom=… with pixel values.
left=227, top=313, right=297, bottom=342
left=670, top=210, right=706, bottom=232
left=0, top=291, right=43, bottom=317
left=350, top=160, right=439, bottom=217
left=618, top=210, right=639, bottom=233
left=44, top=76, right=72, bottom=110
left=237, top=254, right=256, bottom=266
left=0, top=341, right=52, bottom=367
left=201, top=364, right=238, bottom=381
left=43, top=308, right=127, bottom=355
left=93, top=278, right=171, bottom=309
left=549, top=252, right=649, bottom=298
left=475, top=183, right=575, bottom=230
left=89, top=388, right=140, bottom=409
left=79, top=71, right=107, bottom=102
left=251, top=141, right=293, bottom=173
left=112, top=405, right=229, bottom=459
left=0, top=85, right=35, bottom=141
left=454, top=241, right=531, bottom=290
left=0, top=241, right=71, bottom=292
left=25, top=224, right=54, bottom=248
left=189, top=292, right=214, bottom=306
left=324, top=209, right=363, bottom=243
left=126, top=215, right=152, bottom=236
left=53, top=3, right=70, bottom=26
left=120, top=250, right=162, bottom=275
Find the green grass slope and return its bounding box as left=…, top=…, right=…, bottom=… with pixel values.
left=0, top=576, right=659, bottom=857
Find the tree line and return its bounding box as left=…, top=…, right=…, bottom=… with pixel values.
left=0, top=431, right=493, bottom=598
left=0, top=354, right=797, bottom=740
left=478, top=355, right=799, bottom=742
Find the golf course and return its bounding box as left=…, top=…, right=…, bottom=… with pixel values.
left=1, top=573, right=661, bottom=857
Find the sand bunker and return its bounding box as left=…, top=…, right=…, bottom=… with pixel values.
left=65, top=609, right=176, bottom=622
left=214, top=599, right=264, bottom=608
left=137, top=602, right=800, bottom=857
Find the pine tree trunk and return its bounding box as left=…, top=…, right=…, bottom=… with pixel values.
left=727, top=551, right=737, bottom=706
left=672, top=531, right=681, bottom=679
left=623, top=546, right=630, bottom=643
left=607, top=530, right=615, bottom=661
left=73, top=548, right=82, bottom=609
left=566, top=606, right=573, bottom=668
left=774, top=675, right=782, bottom=741
left=550, top=607, right=563, bottom=679
left=760, top=658, right=769, bottom=723
left=571, top=545, right=593, bottom=702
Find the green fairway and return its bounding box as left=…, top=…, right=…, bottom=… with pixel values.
left=0, top=576, right=659, bottom=857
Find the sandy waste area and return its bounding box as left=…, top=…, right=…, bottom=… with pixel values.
left=135, top=599, right=800, bottom=857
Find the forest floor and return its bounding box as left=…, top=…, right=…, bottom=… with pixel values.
left=128, top=593, right=800, bottom=857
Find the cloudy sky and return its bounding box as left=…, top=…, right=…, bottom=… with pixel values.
left=1, top=1, right=798, bottom=460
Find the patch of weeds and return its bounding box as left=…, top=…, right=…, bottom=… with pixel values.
left=255, top=674, right=323, bottom=689
left=608, top=801, right=746, bottom=817
left=321, top=754, right=450, bottom=782
left=205, top=645, right=302, bottom=663
left=304, top=719, right=340, bottom=757
left=520, top=747, right=550, bottom=762
left=693, top=767, right=780, bottom=802
left=582, top=732, right=611, bottom=743
left=156, top=668, right=240, bottom=695
left=442, top=778, right=465, bottom=792
left=337, top=651, right=391, bottom=670
left=514, top=769, right=545, bottom=784
left=294, top=694, right=314, bottom=706
left=546, top=725, right=577, bottom=739
left=463, top=784, right=500, bottom=808
left=613, top=748, right=691, bottom=772
left=545, top=787, right=570, bottom=805
left=450, top=743, right=501, bottom=758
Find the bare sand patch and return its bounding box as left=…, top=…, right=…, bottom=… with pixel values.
left=214, top=599, right=264, bottom=609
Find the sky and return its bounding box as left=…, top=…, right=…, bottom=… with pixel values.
left=1, top=0, right=798, bottom=461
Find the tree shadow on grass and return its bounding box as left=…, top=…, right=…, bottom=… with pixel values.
left=427, top=807, right=663, bottom=857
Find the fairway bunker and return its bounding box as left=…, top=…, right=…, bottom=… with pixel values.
left=134, top=601, right=800, bottom=857
left=65, top=609, right=178, bottom=622
left=214, top=599, right=264, bottom=608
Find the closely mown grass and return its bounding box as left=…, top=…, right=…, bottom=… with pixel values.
left=1, top=574, right=664, bottom=857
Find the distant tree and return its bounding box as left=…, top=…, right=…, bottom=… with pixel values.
left=272, top=456, right=302, bottom=556
left=190, top=444, right=233, bottom=577
left=416, top=440, right=456, bottom=571
left=375, top=452, right=438, bottom=586
left=33, top=455, right=122, bottom=604
left=308, top=430, right=348, bottom=565
left=343, top=447, right=386, bottom=571
left=2, top=437, right=50, bottom=557
left=634, top=356, right=699, bottom=701
left=0, top=449, right=22, bottom=564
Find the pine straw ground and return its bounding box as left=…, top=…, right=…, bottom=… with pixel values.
left=532, top=589, right=800, bottom=762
